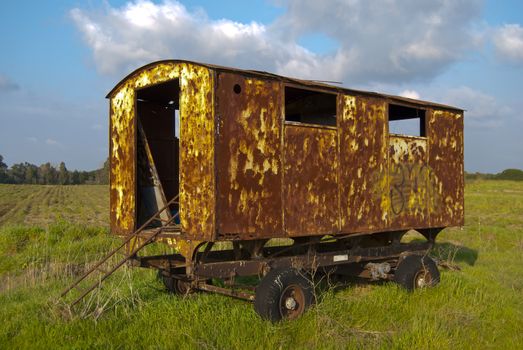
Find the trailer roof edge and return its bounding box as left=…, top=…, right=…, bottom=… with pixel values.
left=106, top=59, right=464, bottom=113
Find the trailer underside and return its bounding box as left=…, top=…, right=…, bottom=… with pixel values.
left=129, top=228, right=441, bottom=316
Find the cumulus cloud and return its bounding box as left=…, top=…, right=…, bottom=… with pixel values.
left=493, top=24, right=523, bottom=64
left=0, top=74, right=20, bottom=92
left=70, top=1, right=287, bottom=76
left=70, top=0, right=483, bottom=84
left=442, top=86, right=511, bottom=128
left=274, top=0, right=483, bottom=83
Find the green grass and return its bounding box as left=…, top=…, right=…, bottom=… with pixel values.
left=0, top=182, right=522, bottom=349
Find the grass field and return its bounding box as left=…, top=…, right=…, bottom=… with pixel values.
left=0, top=181, right=522, bottom=349
left=0, top=184, right=108, bottom=227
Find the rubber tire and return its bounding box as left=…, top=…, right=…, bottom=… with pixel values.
left=158, top=271, right=194, bottom=295
left=254, top=268, right=314, bottom=322
left=394, top=255, right=440, bottom=291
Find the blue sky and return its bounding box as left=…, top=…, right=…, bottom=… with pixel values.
left=0, top=0, right=522, bottom=172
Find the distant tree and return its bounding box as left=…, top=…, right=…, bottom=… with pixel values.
left=24, top=163, right=38, bottom=184
left=495, top=169, right=523, bottom=181
left=70, top=170, right=80, bottom=185
left=96, top=158, right=110, bottom=185
left=0, top=154, right=112, bottom=185
left=58, top=162, right=69, bottom=185
left=0, top=154, right=6, bottom=170
left=9, top=163, right=28, bottom=184
left=0, top=154, right=9, bottom=183
left=38, top=162, right=57, bottom=184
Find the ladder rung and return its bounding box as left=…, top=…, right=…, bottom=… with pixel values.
left=60, top=194, right=180, bottom=306
left=73, top=285, right=88, bottom=295
left=96, top=267, right=108, bottom=275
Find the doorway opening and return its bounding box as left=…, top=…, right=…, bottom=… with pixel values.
left=136, top=79, right=180, bottom=227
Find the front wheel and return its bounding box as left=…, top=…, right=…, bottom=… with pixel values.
left=254, top=268, right=314, bottom=322
left=394, top=254, right=440, bottom=291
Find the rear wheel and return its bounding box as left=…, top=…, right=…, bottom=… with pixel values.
left=394, top=255, right=440, bottom=291
left=158, top=271, right=194, bottom=295
left=254, top=268, right=314, bottom=322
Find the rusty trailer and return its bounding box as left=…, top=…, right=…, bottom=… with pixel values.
left=62, top=60, right=464, bottom=321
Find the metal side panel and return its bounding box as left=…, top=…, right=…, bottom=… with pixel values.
left=109, top=62, right=215, bottom=240
left=428, top=109, right=465, bottom=227
left=338, top=95, right=389, bottom=233
left=283, top=125, right=339, bottom=236
left=388, top=135, right=430, bottom=230
left=216, top=73, right=283, bottom=239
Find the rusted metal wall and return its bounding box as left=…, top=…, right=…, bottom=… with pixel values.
left=109, top=88, right=136, bottom=235
left=110, top=60, right=464, bottom=243
left=428, top=109, right=464, bottom=227
left=338, top=95, right=389, bottom=233
left=109, top=62, right=215, bottom=240
left=388, top=136, right=431, bottom=229
left=216, top=73, right=283, bottom=239
left=283, top=125, right=339, bottom=236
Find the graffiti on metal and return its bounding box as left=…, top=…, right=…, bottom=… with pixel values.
left=108, top=60, right=464, bottom=252
left=388, top=163, right=442, bottom=216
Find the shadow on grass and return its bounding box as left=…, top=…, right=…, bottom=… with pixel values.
left=431, top=242, right=478, bottom=266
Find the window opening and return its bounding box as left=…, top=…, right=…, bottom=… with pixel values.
left=388, top=104, right=426, bottom=137
left=285, top=86, right=337, bottom=127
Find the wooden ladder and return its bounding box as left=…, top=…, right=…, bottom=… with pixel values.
left=59, top=194, right=180, bottom=308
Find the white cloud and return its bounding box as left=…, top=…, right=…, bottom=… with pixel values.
left=275, top=0, right=483, bottom=83
left=70, top=0, right=483, bottom=84
left=493, top=24, right=523, bottom=64
left=399, top=90, right=420, bottom=100
left=0, top=74, right=19, bottom=92
left=442, top=86, right=511, bottom=128
left=45, top=138, right=61, bottom=146
left=26, top=137, right=38, bottom=143
left=70, top=1, right=282, bottom=76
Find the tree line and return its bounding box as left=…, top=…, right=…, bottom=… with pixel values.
left=0, top=154, right=109, bottom=185
left=465, top=169, right=523, bottom=181
left=1, top=153, right=522, bottom=185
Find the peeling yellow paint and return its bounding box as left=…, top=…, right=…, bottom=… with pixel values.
left=110, top=62, right=215, bottom=242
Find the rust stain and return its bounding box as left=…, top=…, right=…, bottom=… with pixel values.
left=179, top=65, right=215, bottom=241
left=339, top=95, right=388, bottom=232
left=110, top=88, right=136, bottom=235
left=428, top=109, right=464, bottom=226
left=284, top=125, right=339, bottom=236
left=109, top=62, right=215, bottom=240
left=216, top=73, right=282, bottom=238
left=109, top=60, right=464, bottom=245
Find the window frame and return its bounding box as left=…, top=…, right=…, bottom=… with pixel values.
left=283, top=84, right=339, bottom=129
left=387, top=102, right=428, bottom=139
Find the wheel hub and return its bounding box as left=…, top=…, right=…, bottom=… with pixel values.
left=279, top=284, right=306, bottom=320
left=414, top=270, right=431, bottom=288
left=285, top=297, right=297, bottom=310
